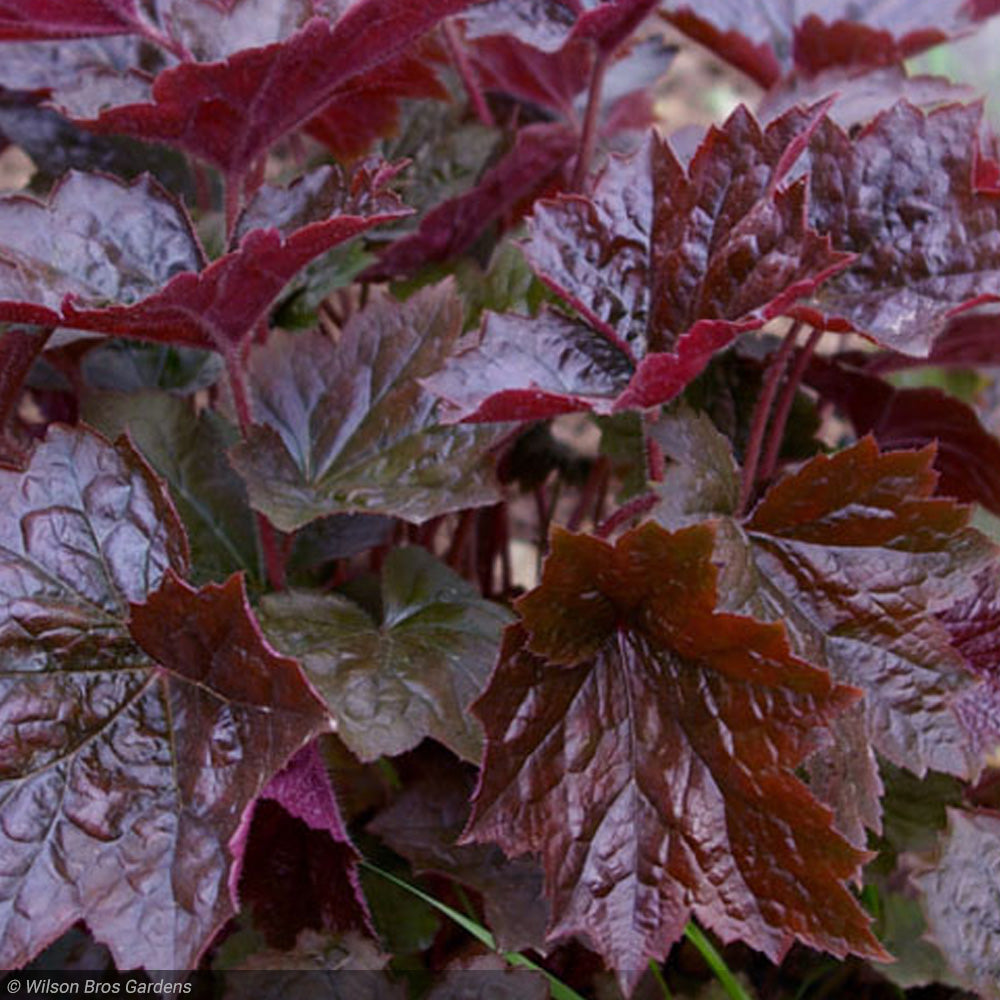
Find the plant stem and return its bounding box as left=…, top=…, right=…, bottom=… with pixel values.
left=738, top=322, right=800, bottom=515
left=226, top=351, right=287, bottom=590
left=759, top=326, right=822, bottom=483
left=684, top=923, right=755, bottom=1000
left=443, top=19, right=495, bottom=127
left=594, top=490, right=659, bottom=538
left=572, top=47, right=608, bottom=190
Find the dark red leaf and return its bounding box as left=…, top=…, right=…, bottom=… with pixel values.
left=745, top=437, right=1000, bottom=779
left=873, top=309, right=1000, bottom=370
left=759, top=66, right=978, bottom=133
left=798, top=101, right=1000, bottom=355
left=236, top=742, right=371, bottom=947
left=0, top=164, right=407, bottom=354
left=0, top=0, right=146, bottom=41
left=433, top=103, right=849, bottom=419
left=663, top=0, right=995, bottom=87
left=74, top=0, right=481, bottom=182
left=805, top=355, right=1000, bottom=516
left=0, top=425, right=330, bottom=968
left=305, top=38, right=448, bottom=163
left=367, top=122, right=576, bottom=281
left=426, top=308, right=634, bottom=422
left=465, top=521, right=881, bottom=993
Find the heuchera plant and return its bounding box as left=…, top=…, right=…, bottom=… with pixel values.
left=7, top=0, right=1000, bottom=995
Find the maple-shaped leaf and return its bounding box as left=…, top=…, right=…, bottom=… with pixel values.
left=744, top=437, right=1000, bottom=780
left=465, top=521, right=881, bottom=993
left=259, top=547, right=512, bottom=762
left=914, top=808, right=1000, bottom=1000
left=805, top=355, right=1000, bottom=516
left=798, top=101, right=1000, bottom=355
left=236, top=741, right=372, bottom=947
left=72, top=0, right=481, bottom=184
left=229, top=282, right=507, bottom=531
left=429, top=104, right=849, bottom=420
left=0, top=424, right=331, bottom=969
left=0, top=165, right=407, bottom=356
left=662, top=0, right=995, bottom=88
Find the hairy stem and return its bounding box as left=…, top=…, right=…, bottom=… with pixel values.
left=739, top=322, right=800, bottom=514
left=595, top=490, right=659, bottom=539
left=760, top=326, right=822, bottom=483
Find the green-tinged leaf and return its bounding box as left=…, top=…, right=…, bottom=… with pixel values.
left=83, top=389, right=262, bottom=585
left=81, top=340, right=223, bottom=395
left=273, top=240, right=374, bottom=330
left=0, top=425, right=330, bottom=969
left=866, top=877, right=960, bottom=990
left=360, top=862, right=442, bottom=957
left=877, top=761, right=964, bottom=863
left=465, top=521, right=882, bottom=997
left=597, top=411, right=647, bottom=501
left=260, top=547, right=512, bottom=762
left=741, top=437, right=1000, bottom=782
left=454, top=240, right=547, bottom=332
left=915, top=808, right=1000, bottom=999
left=230, top=282, right=506, bottom=531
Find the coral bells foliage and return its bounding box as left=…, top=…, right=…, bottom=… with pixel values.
left=7, top=1, right=1000, bottom=996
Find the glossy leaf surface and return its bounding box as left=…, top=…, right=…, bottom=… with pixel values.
left=230, top=283, right=506, bottom=530
left=75, top=0, right=480, bottom=179
left=744, top=437, right=998, bottom=779
left=801, top=102, right=1000, bottom=354
left=260, top=547, right=511, bottom=762
left=466, top=521, right=881, bottom=994
left=0, top=426, right=330, bottom=968
left=0, top=165, right=407, bottom=353
left=434, top=104, right=848, bottom=419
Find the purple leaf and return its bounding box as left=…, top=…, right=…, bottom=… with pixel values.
left=799, top=101, right=1000, bottom=355
left=0, top=0, right=147, bottom=41
left=0, top=425, right=331, bottom=968
left=235, top=742, right=372, bottom=947
left=805, top=354, right=1000, bottom=516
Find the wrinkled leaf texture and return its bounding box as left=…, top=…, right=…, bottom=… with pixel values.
left=428, top=102, right=850, bottom=420
left=466, top=520, right=882, bottom=995
left=0, top=425, right=330, bottom=968
left=744, top=437, right=1000, bottom=780
left=0, top=164, right=407, bottom=357
left=797, top=101, right=1000, bottom=355
left=230, top=282, right=506, bottom=531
